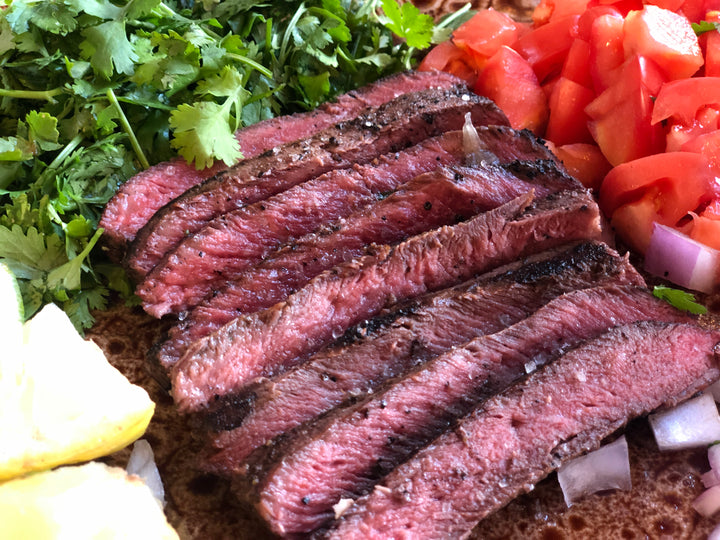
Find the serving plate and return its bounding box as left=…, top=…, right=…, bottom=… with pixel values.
left=92, top=1, right=720, bottom=537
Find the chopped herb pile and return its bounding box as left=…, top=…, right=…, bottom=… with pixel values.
left=0, top=0, right=441, bottom=331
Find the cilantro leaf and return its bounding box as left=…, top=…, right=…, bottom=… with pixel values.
left=81, top=21, right=138, bottom=78
left=380, top=0, right=434, bottom=49
left=652, top=285, right=708, bottom=314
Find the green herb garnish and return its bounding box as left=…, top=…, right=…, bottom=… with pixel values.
left=652, top=285, right=708, bottom=315
left=0, top=0, right=437, bottom=331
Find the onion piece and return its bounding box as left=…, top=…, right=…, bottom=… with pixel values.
left=694, top=485, right=720, bottom=517
left=702, top=469, right=720, bottom=488
left=710, top=522, right=720, bottom=540
left=706, top=378, right=720, bottom=403
left=710, top=443, right=720, bottom=471
left=557, top=435, right=631, bottom=507
left=127, top=439, right=166, bottom=507
left=649, top=393, right=720, bottom=451
left=462, top=112, right=499, bottom=166
left=644, top=222, right=720, bottom=293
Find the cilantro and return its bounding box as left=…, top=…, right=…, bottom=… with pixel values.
left=652, top=285, right=708, bottom=315
left=0, top=0, right=437, bottom=331
left=693, top=20, right=720, bottom=35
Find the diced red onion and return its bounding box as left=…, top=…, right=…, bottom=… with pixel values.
left=557, top=435, right=631, bottom=507
left=709, top=522, right=720, bottom=540
left=694, top=485, right=720, bottom=517
left=710, top=443, right=720, bottom=471
left=127, top=439, right=166, bottom=507
left=462, top=112, right=498, bottom=166
left=649, top=394, right=720, bottom=451
left=703, top=469, right=720, bottom=488
left=644, top=222, right=720, bottom=293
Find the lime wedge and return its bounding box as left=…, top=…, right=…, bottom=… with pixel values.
left=0, top=462, right=178, bottom=539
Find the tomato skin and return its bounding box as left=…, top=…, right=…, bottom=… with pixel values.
left=689, top=212, right=720, bottom=249
left=418, top=41, right=477, bottom=85
left=452, top=9, right=521, bottom=67
left=533, top=0, right=591, bottom=25
left=552, top=142, right=612, bottom=189
left=651, top=77, right=720, bottom=125
left=474, top=46, right=550, bottom=133
left=622, top=5, right=704, bottom=80
left=610, top=187, right=663, bottom=252
left=576, top=4, right=623, bottom=39
left=561, top=38, right=594, bottom=87
left=586, top=55, right=667, bottom=165
left=514, top=15, right=580, bottom=83
left=545, top=76, right=596, bottom=144
left=599, top=151, right=711, bottom=219
left=587, top=12, right=626, bottom=91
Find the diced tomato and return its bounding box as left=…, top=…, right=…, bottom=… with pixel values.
left=587, top=12, right=626, bottom=91
left=533, top=0, right=591, bottom=25
left=610, top=187, right=663, bottom=252
left=418, top=41, right=477, bottom=85
left=586, top=55, right=667, bottom=165
left=474, top=46, right=549, bottom=133
left=665, top=106, right=720, bottom=151
left=681, top=128, right=720, bottom=172
left=599, top=151, right=711, bottom=219
left=576, top=4, right=623, bottom=39
left=689, top=212, right=720, bottom=249
left=704, top=23, right=720, bottom=76
left=645, top=0, right=685, bottom=13
left=590, top=0, right=643, bottom=15
left=545, top=76, right=596, bottom=144
left=514, top=15, right=580, bottom=83
left=552, top=142, right=612, bottom=189
left=651, top=77, right=720, bottom=125
left=452, top=9, right=521, bottom=68
left=622, top=5, right=704, bottom=80
left=561, top=38, right=594, bottom=87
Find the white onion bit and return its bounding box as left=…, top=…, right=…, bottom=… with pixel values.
left=557, top=435, right=632, bottom=507
left=649, top=393, right=720, bottom=451
left=693, top=485, right=720, bottom=518
left=127, top=439, right=166, bottom=508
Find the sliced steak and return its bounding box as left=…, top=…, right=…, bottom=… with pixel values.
left=99, top=70, right=463, bottom=255
left=135, top=127, right=534, bottom=317
left=326, top=321, right=720, bottom=540
left=246, top=286, right=693, bottom=535
left=204, top=242, right=646, bottom=474
left=125, top=85, right=508, bottom=283
left=155, top=153, right=576, bottom=370
left=171, top=189, right=602, bottom=413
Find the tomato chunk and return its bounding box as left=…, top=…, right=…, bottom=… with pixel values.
left=610, top=187, right=663, bottom=252
left=418, top=41, right=477, bottom=85
left=452, top=9, right=521, bottom=68
left=514, top=15, right=580, bottom=83
left=587, top=11, right=626, bottom=91
left=689, top=213, right=720, bottom=249
left=552, top=142, right=612, bottom=189
left=622, top=5, right=703, bottom=80
left=651, top=77, right=720, bottom=125
left=599, top=151, right=711, bottom=218
left=586, top=55, right=666, bottom=165
left=545, top=76, right=596, bottom=144
left=561, top=38, right=594, bottom=87
left=475, top=46, right=549, bottom=133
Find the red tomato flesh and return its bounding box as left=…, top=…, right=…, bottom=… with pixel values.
left=651, top=77, right=720, bottom=125
left=552, top=142, right=613, bottom=189
left=452, top=9, right=521, bottom=67
left=545, top=76, right=596, bottom=144
left=514, top=15, right=580, bottom=83
left=474, top=46, right=549, bottom=133
left=622, top=5, right=703, bottom=80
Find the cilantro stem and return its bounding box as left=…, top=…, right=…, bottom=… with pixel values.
left=436, top=3, right=472, bottom=29
left=279, top=3, right=307, bottom=65
left=0, top=87, right=64, bottom=103
left=105, top=89, right=150, bottom=170
left=35, top=134, right=84, bottom=191
left=225, top=53, right=274, bottom=79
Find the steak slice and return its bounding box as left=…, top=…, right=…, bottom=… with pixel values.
left=135, top=127, right=545, bottom=317
left=203, top=242, right=646, bottom=474
left=326, top=321, right=720, bottom=540
left=125, top=85, right=508, bottom=283
left=155, top=153, right=576, bottom=370
left=246, top=286, right=694, bottom=535
left=99, top=70, right=463, bottom=255
left=171, top=189, right=602, bottom=413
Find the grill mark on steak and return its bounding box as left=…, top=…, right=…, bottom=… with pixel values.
left=99, top=70, right=463, bottom=255
left=125, top=85, right=509, bottom=285
left=202, top=242, right=645, bottom=473
left=134, top=128, right=534, bottom=318
left=245, top=286, right=694, bottom=535
left=170, top=189, right=602, bottom=413
left=154, top=142, right=574, bottom=372
left=325, top=321, right=720, bottom=540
